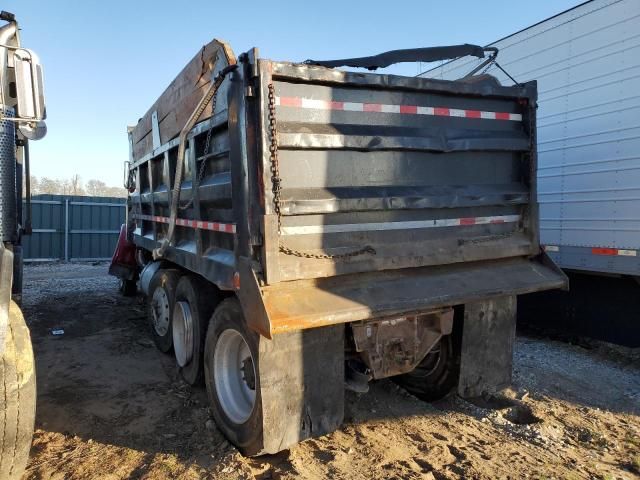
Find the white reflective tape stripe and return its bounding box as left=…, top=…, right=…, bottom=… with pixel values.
left=343, top=102, right=364, bottom=111
left=301, top=98, right=328, bottom=109
left=617, top=249, right=637, bottom=257
left=544, top=245, right=560, bottom=252
left=417, top=106, right=434, bottom=115
left=381, top=104, right=401, bottom=113
left=275, top=97, right=521, bottom=121
left=281, top=214, right=520, bottom=236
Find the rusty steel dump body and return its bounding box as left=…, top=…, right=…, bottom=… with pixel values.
left=127, top=41, right=566, bottom=339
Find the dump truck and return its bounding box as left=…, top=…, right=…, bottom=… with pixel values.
left=111, top=40, right=567, bottom=455
left=0, top=11, right=47, bottom=480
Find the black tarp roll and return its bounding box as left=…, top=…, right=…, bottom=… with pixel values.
left=305, top=44, right=486, bottom=70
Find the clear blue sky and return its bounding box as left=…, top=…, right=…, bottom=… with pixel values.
left=7, top=0, right=580, bottom=188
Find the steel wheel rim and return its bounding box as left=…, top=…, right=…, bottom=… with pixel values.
left=214, top=328, right=256, bottom=424
left=173, top=301, right=193, bottom=367
left=151, top=287, right=171, bottom=336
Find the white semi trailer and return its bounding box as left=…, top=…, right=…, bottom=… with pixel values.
left=425, top=0, right=640, bottom=345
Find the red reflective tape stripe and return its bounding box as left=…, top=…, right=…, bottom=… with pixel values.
left=133, top=213, right=235, bottom=234
left=276, top=96, right=520, bottom=121
left=592, top=247, right=617, bottom=256
left=279, top=96, right=301, bottom=107
left=459, top=218, right=476, bottom=225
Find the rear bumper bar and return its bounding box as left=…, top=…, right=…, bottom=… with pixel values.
left=239, top=253, right=568, bottom=338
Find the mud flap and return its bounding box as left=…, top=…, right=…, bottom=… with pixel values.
left=258, top=324, right=344, bottom=453
left=458, top=295, right=517, bottom=398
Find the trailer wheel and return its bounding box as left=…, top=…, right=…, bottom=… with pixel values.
left=0, top=301, right=36, bottom=480
left=204, top=298, right=263, bottom=456
left=172, top=275, right=217, bottom=385
left=393, top=335, right=460, bottom=401
left=147, top=269, right=181, bottom=353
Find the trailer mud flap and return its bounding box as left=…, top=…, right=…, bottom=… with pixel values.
left=458, top=295, right=517, bottom=398
left=258, top=324, right=344, bottom=454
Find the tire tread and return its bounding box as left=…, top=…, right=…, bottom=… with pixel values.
left=0, top=302, right=36, bottom=480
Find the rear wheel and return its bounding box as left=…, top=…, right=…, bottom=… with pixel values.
left=147, top=269, right=181, bottom=353
left=393, top=335, right=460, bottom=401
left=172, top=275, right=218, bottom=385
left=204, top=298, right=264, bottom=456
left=0, top=301, right=36, bottom=480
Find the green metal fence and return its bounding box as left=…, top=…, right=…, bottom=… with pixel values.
left=23, top=194, right=126, bottom=261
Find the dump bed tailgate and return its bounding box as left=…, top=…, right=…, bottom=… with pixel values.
left=259, top=61, right=539, bottom=284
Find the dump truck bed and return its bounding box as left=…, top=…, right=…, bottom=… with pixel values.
left=261, top=62, right=537, bottom=283
left=128, top=43, right=566, bottom=338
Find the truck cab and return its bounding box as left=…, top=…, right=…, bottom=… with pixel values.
left=0, top=10, right=47, bottom=480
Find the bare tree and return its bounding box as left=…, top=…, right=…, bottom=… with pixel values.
left=85, top=179, right=107, bottom=196
left=104, top=186, right=127, bottom=198
left=27, top=175, right=40, bottom=196
left=27, top=175, right=125, bottom=198
left=69, top=174, right=85, bottom=196
left=38, top=177, right=62, bottom=194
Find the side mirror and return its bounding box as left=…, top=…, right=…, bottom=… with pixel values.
left=13, top=48, right=46, bottom=140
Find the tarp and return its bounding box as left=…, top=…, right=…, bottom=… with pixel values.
left=305, top=44, right=486, bottom=70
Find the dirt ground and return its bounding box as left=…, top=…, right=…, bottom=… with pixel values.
left=21, top=262, right=640, bottom=480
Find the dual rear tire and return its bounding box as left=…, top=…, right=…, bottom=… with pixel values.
left=146, top=267, right=460, bottom=455
left=147, top=269, right=181, bottom=353
left=147, top=269, right=219, bottom=386
left=172, top=275, right=218, bottom=385
left=147, top=270, right=263, bottom=454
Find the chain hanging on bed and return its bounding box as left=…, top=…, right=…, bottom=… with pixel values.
left=179, top=90, right=220, bottom=211
left=267, top=83, right=375, bottom=260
